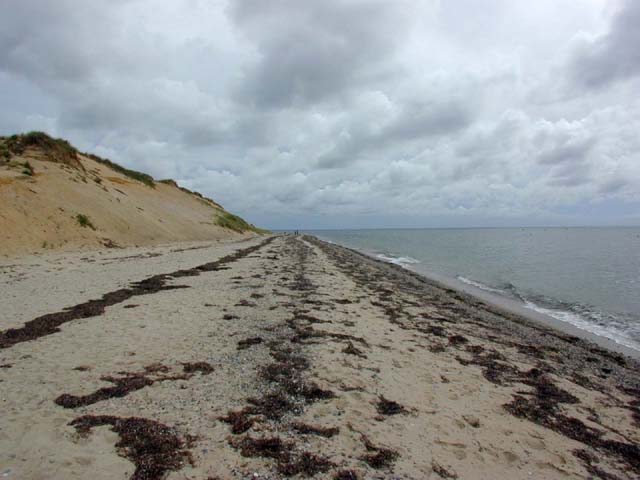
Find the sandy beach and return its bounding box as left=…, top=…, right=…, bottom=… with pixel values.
left=1, top=234, right=639, bottom=479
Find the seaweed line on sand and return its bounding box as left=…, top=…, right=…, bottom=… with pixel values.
left=308, top=236, right=640, bottom=479
left=0, top=237, right=275, bottom=350
left=221, top=238, right=339, bottom=476
left=55, top=362, right=214, bottom=408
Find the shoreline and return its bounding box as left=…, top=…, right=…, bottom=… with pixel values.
left=424, top=269, right=640, bottom=360
left=1, top=234, right=639, bottom=479
left=315, top=236, right=640, bottom=361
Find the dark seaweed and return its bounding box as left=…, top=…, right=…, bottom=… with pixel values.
left=56, top=375, right=154, bottom=408
left=376, top=395, right=408, bottom=416
left=182, top=362, right=214, bottom=375
left=359, top=434, right=399, bottom=470
left=361, top=449, right=399, bottom=469
left=55, top=363, right=201, bottom=408
left=342, top=341, right=366, bottom=357
left=219, top=409, right=255, bottom=434
left=278, top=452, right=334, bottom=477
left=70, top=415, right=193, bottom=480
left=334, top=470, right=359, bottom=480
left=232, top=436, right=291, bottom=461
left=290, top=422, right=339, bottom=437
left=1, top=237, right=275, bottom=349
left=237, top=337, right=264, bottom=350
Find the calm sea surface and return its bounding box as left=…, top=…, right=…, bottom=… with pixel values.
left=307, top=227, right=640, bottom=352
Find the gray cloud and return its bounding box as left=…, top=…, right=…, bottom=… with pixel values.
left=568, top=0, right=640, bottom=89
left=230, top=0, right=412, bottom=108
left=0, top=0, right=639, bottom=228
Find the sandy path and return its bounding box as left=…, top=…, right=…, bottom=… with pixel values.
left=0, top=235, right=638, bottom=479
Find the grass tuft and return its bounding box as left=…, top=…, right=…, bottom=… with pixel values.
left=159, top=179, right=225, bottom=209
left=84, top=153, right=155, bottom=188
left=215, top=211, right=270, bottom=234
left=75, top=213, right=96, bottom=230
left=0, top=144, right=10, bottom=161
left=2, top=131, right=81, bottom=168
left=22, top=161, right=34, bottom=176
left=158, top=178, right=178, bottom=187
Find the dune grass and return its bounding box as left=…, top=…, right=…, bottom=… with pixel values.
left=75, top=213, right=96, bottom=230
left=85, top=153, right=155, bottom=188
left=2, top=132, right=270, bottom=234
left=22, top=161, right=34, bottom=176
left=215, top=211, right=270, bottom=234
left=1, top=131, right=80, bottom=168
left=159, top=179, right=225, bottom=209
left=7, top=131, right=76, bottom=157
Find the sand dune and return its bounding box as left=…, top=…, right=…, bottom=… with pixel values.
left=0, top=133, right=261, bottom=257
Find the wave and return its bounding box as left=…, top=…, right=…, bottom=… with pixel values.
left=357, top=244, right=640, bottom=353
left=522, top=300, right=640, bottom=352
left=457, top=276, right=640, bottom=352
left=315, top=231, right=640, bottom=354
left=457, top=276, right=509, bottom=295
left=375, top=253, right=421, bottom=267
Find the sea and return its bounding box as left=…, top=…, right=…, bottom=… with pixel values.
left=306, top=227, right=640, bottom=353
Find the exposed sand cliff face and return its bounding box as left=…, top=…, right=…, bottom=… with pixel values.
left=0, top=136, right=259, bottom=256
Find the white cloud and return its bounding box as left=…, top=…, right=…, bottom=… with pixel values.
left=0, top=0, right=638, bottom=227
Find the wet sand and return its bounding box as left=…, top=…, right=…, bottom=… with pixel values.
left=1, top=235, right=639, bottom=479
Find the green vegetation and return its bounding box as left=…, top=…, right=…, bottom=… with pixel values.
left=22, top=161, right=34, bottom=176
left=159, top=178, right=223, bottom=209
left=1, top=131, right=155, bottom=187
left=85, top=153, right=155, bottom=188
left=215, top=211, right=270, bottom=234
left=158, top=178, right=178, bottom=187
left=21, top=131, right=76, bottom=156
left=0, top=143, right=10, bottom=161
left=183, top=188, right=222, bottom=209
left=2, top=132, right=269, bottom=235
left=75, top=213, right=96, bottom=230
left=2, top=131, right=80, bottom=167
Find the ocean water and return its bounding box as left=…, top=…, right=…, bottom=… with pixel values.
left=307, top=227, right=640, bottom=352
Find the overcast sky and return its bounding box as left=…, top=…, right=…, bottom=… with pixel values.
left=1, top=0, right=639, bottom=229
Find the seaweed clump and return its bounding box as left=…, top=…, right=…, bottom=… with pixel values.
left=359, top=434, right=399, bottom=470
left=232, top=435, right=291, bottom=461
left=278, top=452, right=335, bottom=477
left=376, top=395, right=408, bottom=416
left=237, top=337, right=263, bottom=350
left=504, top=369, right=640, bottom=476
left=70, top=415, right=193, bottom=480
left=55, top=374, right=154, bottom=408
left=290, top=422, right=339, bottom=438
left=432, top=461, right=458, bottom=479
left=247, top=392, right=298, bottom=420
left=231, top=436, right=334, bottom=477
left=342, top=341, right=366, bottom=358
left=362, top=448, right=399, bottom=470
left=182, top=361, right=214, bottom=374
left=219, top=409, right=256, bottom=434
left=334, top=470, right=359, bottom=480
left=55, top=362, right=210, bottom=409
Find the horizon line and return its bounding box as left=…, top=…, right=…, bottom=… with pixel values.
left=268, top=224, right=640, bottom=231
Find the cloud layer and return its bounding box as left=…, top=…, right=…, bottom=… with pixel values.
left=1, top=0, right=639, bottom=228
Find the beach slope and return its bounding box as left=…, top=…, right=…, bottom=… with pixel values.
left=0, top=235, right=638, bottom=479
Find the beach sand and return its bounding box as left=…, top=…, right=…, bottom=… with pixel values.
left=1, top=235, right=639, bottom=479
